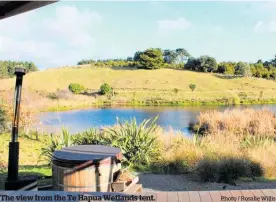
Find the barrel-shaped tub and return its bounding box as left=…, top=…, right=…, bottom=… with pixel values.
left=52, top=145, right=122, bottom=192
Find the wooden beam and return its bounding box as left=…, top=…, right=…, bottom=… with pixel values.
left=0, top=1, right=57, bottom=20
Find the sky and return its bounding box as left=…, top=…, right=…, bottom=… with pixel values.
left=1, top=1, right=276, bottom=69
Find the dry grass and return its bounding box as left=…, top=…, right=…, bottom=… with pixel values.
left=1, top=67, right=276, bottom=112
left=3, top=67, right=276, bottom=92
left=197, top=108, right=276, bottom=137
left=156, top=109, right=276, bottom=179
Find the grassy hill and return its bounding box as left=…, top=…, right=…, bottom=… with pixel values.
left=1, top=66, right=276, bottom=111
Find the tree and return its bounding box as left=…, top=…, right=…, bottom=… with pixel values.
left=189, top=84, right=196, bottom=92
left=133, top=51, right=142, bottom=62
left=163, top=48, right=190, bottom=65
left=251, top=63, right=264, bottom=78
left=185, top=57, right=201, bottom=71
left=163, top=49, right=178, bottom=64
left=126, top=57, right=133, bottom=61
left=217, top=62, right=235, bottom=75
left=271, top=70, right=276, bottom=80
left=198, top=56, right=218, bottom=72
left=270, top=55, right=276, bottom=67
left=234, top=62, right=251, bottom=77
left=185, top=56, right=217, bottom=72
left=0, top=64, right=8, bottom=78
left=0, top=60, right=37, bottom=78
left=137, top=48, right=164, bottom=69
left=256, top=59, right=263, bottom=64
left=175, top=48, right=190, bottom=64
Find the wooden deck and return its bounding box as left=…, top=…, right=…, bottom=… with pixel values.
left=1, top=189, right=276, bottom=201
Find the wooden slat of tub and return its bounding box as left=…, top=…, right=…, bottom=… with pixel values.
left=61, top=167, right=65, bottom=191
left=55, top=166, right=59, bottom=190
left=83, top=168, right=89, bottom=192
left=209, top=191, right=221, bottom=202
left=188, top=191, right=201, bottom=202
left=64, top=167, right=69, bottom=192
left=69, top=168, right=74, bottom=192
left=199, top=191, right=212, bottom=202
left=178, top=192, right=189, bottom=202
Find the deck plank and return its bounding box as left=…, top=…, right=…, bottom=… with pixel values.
left=178, top=191, right=189, bottom=202
left=138, top=192, right=157, bottom=202
left=168, top=192, right=178, bottom=202
left=188, top=191, right=201, bottom=202
left=230, top=190, right=242, bottom=197
left=268, top=189, right=276, bottom=196
left=270, top=189, right=276, bottom=196
left=5, top=189, right=276, bottom=202
left=199, top=191, right=212, bottom=202
left=251, top=189, right=265, bottom=197
left=261, top=189, right=275, bottom=197
left=209, top=191, right=221, bottom=202
left=220, top=190, right=232, bottom=201
left=241, top=189, right=255, bottom=198
left=156, top=192, right=168, bottom=202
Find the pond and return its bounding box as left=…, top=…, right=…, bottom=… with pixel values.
left=35, top=104, right=276, bottom=135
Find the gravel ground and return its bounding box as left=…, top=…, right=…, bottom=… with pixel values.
left=137, top=174, right=276, bottom=192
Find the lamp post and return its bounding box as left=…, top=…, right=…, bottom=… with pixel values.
left=5, top=67, right=38, bottom=190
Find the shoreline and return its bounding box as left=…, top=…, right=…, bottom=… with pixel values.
left=43, top=98, right=276, bottom=112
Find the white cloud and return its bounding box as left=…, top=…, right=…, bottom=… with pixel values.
left=42, top=5, right=101, bottom=47
left=254, top=20, right=276, bottom=33
left=0, top=5, right=102, bottom=68
left=157, top=18, right=191, bottom=35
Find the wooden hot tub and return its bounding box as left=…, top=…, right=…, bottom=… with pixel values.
left=52, top=145, right=122, bottom=192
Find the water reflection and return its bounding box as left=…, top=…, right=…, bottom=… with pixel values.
left=36, top=104, right=276, bottom=134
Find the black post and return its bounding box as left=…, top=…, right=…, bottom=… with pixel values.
left=7, top=67, right=25, bottom=181
left=5, top=68, right=38, bottom=190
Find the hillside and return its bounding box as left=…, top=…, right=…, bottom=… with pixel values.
left=0, top=67, right=276, bottom=111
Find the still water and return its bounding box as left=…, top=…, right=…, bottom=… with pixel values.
left=36, top=104, right=276, bottom=134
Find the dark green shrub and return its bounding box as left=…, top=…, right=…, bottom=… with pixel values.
left=188, top=122, right=208, bottom=135
left=196, top=157, right=264, bottom=185
left=195, top=159, right=219, bottom=182
left=249, top=161, right=263, bottom=177
left=189, top=84, right=196, bottom=92
left=150, top=159, right=189, bottom=174
left=173, top=88, right=179, bottom=95
left=172, top=159, right=189, bottom=174
left=217, top=158, right=251, bottom=184
left=68, top=83, right=85, bottom=94
left=100, top=83, right=112, bottom=95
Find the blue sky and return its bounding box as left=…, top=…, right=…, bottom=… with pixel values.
left=0, top=1, right=276, bottom=69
